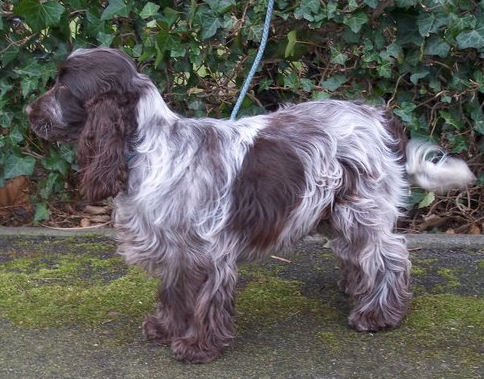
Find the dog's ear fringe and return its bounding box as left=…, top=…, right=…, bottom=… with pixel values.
left=77, top=94, right=130, bottom=202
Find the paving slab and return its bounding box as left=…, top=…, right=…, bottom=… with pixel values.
left=0, top=229, right=482, bottom=378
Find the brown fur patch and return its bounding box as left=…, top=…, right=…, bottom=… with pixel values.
left=229, top=119, right=306, bottom=251
left=384, top=112, right=408, bottom=163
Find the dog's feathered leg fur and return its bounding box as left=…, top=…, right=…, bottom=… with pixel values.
left=330, top=168, right=411, bottom=331
left=331, top=219, right=410, bottom=331
left=170, top=257, right=237, bottom=363
left=143, top=252, right=237, bottom=363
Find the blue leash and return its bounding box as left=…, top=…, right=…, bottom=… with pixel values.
left=230, top=0, right=275, bottom=120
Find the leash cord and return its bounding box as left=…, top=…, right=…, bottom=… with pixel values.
left=230, top=0, right=275, bottom=120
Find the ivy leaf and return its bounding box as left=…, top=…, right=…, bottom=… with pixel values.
left=283, top=72, right=299, bottom=90
left=19, top=77, right=38, bottom=97
left=300, top=78, right=314, bottom=92
left=205, top=0, right=235, bottom=15
left=97, top=32, right=115, bottom=47
left=33, top=202, right=50, bottom=224
left=321, top=75, right=347, bottom=91
left=394, top=102, right=417, bottom=123
left=161, top=7, right=179, bottom=28
left=404, top=189, right=425, bottom=210
left=377, top=61, right=392, bottom=79
left=417, top=13, right=436, bottom=37
left=363, top=0, right=379, bottom=9
left=410, top=69, right=429, bottom=84
left=456, top=27, right=484, bottom=49
left=473, top=117, right=484, bottom=135
left=2, top=47, right=19, bottom=67
left=170, top=45, right=186, bottom=57
left=14, top=61, right=44, bottom=78
left=418, top=192, right=435, bottom=208
left=441, top=95, right=452, bottom=103
left=325, top=1, right=338, bottom=20
left=439, top=110, right=462, bottom=129
left=294, top=0, right=321, bottom=21
left=7, top=127, right=24, bottom=145
left=41, top=150, right=70, bottom=176
left=348, top=0, right=358, bottom=11
left=14, top=61, right=57, bottom=96
left=39, top=172, right=60, bottom=199
left=468, top=101, right=484, bottom=135
left=100, top=0, right=129, bottom=21
left=396, top=14, right=423, bottom=46
left=424, top=36, right=450, bottom=57
left=330, top=47, right=348, bottom=65
left=285, top=30, right=297, bottom=58
left=386, top=42, right=403, bottom=59
left=344, top=11, right=369, bottom=33
left=257, top=77, right=272, bottom=92
left=247, top=23, right=263, bottom=41
left=312, top=91, right=331, bottom=100
left=203, top=18, right=221, bottom=39
left=449, top=69, right=470, bottom=91
left=3, top=154, right=36, bottom=180
left=15, top=0, right=65, bottom=32
left=446, top=133, right=468, bottom=153
left=428, top=78, right=441, bottom=92
left=473, top=70, right=484, bottom=93
left=140, top=2, right=160, bottom=19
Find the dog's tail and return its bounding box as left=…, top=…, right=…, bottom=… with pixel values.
left=385, top=114, right=475, bottom=192
left=405, top=140, right=475, bottom=192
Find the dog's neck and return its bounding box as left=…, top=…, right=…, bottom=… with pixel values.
left=126, top=80, right=179, bottom=165
left=136, top=81, right=179, bottom=128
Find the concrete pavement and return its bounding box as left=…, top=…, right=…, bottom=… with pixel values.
left=0, top=228, right=482, bottom=378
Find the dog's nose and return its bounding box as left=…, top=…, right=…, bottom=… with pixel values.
left=25, top=104, right=32, bottom=116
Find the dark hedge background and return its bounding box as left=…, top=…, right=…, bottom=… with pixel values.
left=0, top=0, right=482, bottom=230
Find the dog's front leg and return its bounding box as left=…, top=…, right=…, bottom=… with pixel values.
left=149, top=255, right=237, bottom=363
left=143, top=276, right=193, bottom=345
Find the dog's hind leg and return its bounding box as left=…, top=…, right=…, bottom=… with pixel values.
left=330, top=201, right=411, bottom=332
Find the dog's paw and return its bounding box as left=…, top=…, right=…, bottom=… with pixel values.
left=171, top=338, right=221, bottom=363
left=348, top=308, right=403, bottom=332
left=142, top=315, right=171, bottom=344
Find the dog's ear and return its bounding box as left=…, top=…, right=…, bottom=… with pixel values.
left=77, top=94, right=131, bottom=202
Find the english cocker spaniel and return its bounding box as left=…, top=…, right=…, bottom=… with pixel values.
left=26, top=48, right=475, bottom=363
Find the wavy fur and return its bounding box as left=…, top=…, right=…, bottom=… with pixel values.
left=406, top=139, right=475, bottom=192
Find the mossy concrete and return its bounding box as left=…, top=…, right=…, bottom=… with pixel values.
left=0, top=233, right=482, bottom=378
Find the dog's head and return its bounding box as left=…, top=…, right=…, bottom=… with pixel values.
left=26, top=48, right=143, bottom=201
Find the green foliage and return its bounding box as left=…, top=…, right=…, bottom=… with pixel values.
left=0, top=0, right=482, bottom=219
left=14, top=0, right=65, bottom=32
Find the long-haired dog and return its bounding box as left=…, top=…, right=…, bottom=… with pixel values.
left=27, top=48, right=475, bottom=363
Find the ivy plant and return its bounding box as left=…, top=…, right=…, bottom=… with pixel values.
left=1, top=0, right=482, bottom=223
